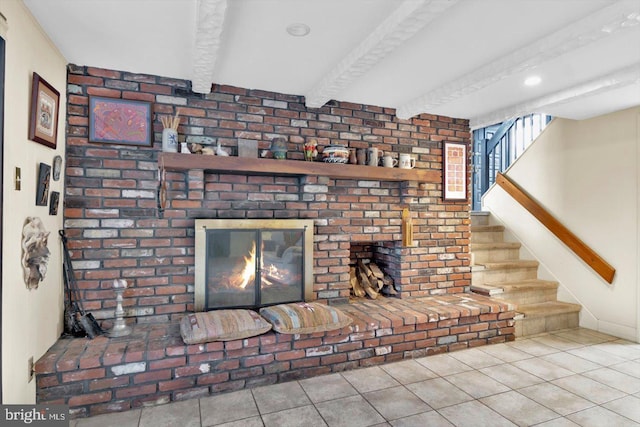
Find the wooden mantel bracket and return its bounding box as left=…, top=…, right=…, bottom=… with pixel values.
left=158, top=152, right=440, bottom=183
left=496, top=172, right=615, bottom=284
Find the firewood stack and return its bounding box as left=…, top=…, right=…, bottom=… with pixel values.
left=350, top=259, right=397, bottom=299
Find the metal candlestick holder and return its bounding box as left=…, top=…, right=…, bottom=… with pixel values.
left=107, top=279, right=132, bottom=337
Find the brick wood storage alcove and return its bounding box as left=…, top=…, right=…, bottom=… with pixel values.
left=34, top=65, right=516, bottom=417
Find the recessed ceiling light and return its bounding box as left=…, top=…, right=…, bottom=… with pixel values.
left=524, top=76, right=542, bottom=86
left=286, top=23, right=311, bottom=37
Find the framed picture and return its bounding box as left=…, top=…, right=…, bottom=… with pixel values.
left=49, top=191, right=60, bottom=215
left=29, top=73, right=60, bottom=149
left=443, top=141, right=467, bottom=201
left=89, top=96, right=152, bottom=146
left=36, top=162, right=51, bottom=206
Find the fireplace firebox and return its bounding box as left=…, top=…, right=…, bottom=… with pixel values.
left=195, top=219, right=314, bottom=311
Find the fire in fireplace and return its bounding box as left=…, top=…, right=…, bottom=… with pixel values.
left=194, top=219, right=314, bottom=311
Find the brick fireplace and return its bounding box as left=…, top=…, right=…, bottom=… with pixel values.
left=35, top=65, right=519, bottom=419
left=64, top=64, right=472, bottom=323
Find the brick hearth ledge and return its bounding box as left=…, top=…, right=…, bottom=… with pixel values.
left=36, top=294, right=515, bottom=418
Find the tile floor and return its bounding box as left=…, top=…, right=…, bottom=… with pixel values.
left=72, top=328, right=640, bottom=427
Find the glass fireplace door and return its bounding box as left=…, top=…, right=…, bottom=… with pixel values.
left=203, top=228, right=305, bottom=310
left=195, top=219, right=314, bottom=312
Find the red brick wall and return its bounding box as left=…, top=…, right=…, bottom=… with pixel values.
left=64, top=64, right=471, bottom=323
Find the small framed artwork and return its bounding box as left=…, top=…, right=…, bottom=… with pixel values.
left=89, top=96, right=153, bottom=146
left=49, top=191, right=60, bottom=215
left=52, top=155, right=62, bottom=181
left=443, top=141, right=467, bottom=201
left=36, top=162, right=51, bottom=206
left=29, top=73, right=60, bottom=149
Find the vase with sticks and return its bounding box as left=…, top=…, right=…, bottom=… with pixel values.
left=161, top=111, right=180, bottom=153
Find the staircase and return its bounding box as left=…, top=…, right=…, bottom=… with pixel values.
left=470, top=211, right=581, bottom=337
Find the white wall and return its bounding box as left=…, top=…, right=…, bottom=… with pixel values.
left=483, top=107, right=640, bottom=342
left=1, top=0, right=67, bottom=403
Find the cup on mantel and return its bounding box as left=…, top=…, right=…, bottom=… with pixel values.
left=399, top=153, right=416, bottom=169
left=382, top=155, right=397, bottom=168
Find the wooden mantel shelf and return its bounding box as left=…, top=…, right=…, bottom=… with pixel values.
left=159, top=153, right=439, bottom=183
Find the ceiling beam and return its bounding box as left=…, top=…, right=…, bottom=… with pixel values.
left=191, top=0, right=228, bottom=94
left=304, top=0, right=458, bottom=109
left=396, top=0, right=640, bottom=120
left=470, top=64, right=640, bottom=129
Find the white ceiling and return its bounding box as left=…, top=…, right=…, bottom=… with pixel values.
left=24, top=0, right=640, bottom=129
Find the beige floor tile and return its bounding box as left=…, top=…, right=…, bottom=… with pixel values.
left=479, top=363, right=545, bottom=389
left=477, top=343, right=533, bottom=363
left=390, top=411, right=453, bottom=427
left=612, top=360, right=640, bottom=379
left=315, top=395, right=385, bottom=427
left=261, top=405, right=327, bottom=427
left=507, top=339, right=559, bottom=356
left=554, top=329, right=616, bottom=345
left=444, top=370, right=510, bottom=398
left=252, top=381, right=311, bottom=414
left=512, top=357, right=574, bottom=381
left=551, top=374, right=625, bottom=404
left=533, top=418, right=580, bottom=426
left=200, top=390, right=259, bottom=426
left=299, top=373, right=359, bottom=403
left=448, top=347, right=504, bottom=369
left=541, top=351, right=602, bottom=373
left=531, top=335, right=584, bottom=351
left=583, top=367, right=640, bottom=394
left=341, top=366, right=400, bottom=393
left=518, top=383, right=595, bottom=416
left=140, top=399, right=200, bottom=427
left=602, top=395, right=640, bottom=423
left=214, top=416, right=264, bottom=427
left=380, top=359, right=437, bottom=384
left=415, top=353, right=473, bottom=376
left=363, top=385, right=431, bottom=420
left=593, top=341, right=640, bottom=360
left=75, top=409, right=141, bottom=427
left=405, top=377, right=473, bottom=409
left=480, top=390, right=560, bottom=426
left=568, top=347, right=628, bottom=366
left=437, top=400, right=517, bottom=427
left=566, top=405, right=640, bottom=426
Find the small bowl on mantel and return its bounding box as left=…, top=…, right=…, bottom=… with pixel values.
left=321, top=145, right=349, bottom=164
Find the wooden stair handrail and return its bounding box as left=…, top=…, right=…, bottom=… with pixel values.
left=496, top=172, right=615, bottom=284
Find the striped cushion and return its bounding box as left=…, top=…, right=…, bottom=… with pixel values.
left=180, top=310, right=272, bottom=344
left=259, top=302, right=352, bottom=334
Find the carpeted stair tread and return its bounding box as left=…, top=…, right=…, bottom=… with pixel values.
left=474, top=260, right=539, bottom=269
left=471, top=279, right=558, bottom=296
left=471, top=242, right=521, bottom=250
left=516, top=301, right=581, bottom=319
left=471, top=225, right=505, bottom=232
left=487, top=279, right=558, bottom=292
